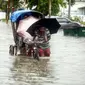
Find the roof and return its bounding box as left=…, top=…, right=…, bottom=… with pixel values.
left=10, top=10, right=44, bottom=22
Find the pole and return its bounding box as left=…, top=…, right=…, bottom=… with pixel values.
left=49, top=0, right=51, bottom=18
left=68, top=0, right=71, bottom=19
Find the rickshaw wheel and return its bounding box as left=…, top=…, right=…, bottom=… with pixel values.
left=33, top=49, right=39, bottom=61
left=9, top=45, right=17, bottom=55
left=9, top=45, right=14, bottom=55
left=14, top=46, right=17, bottom=55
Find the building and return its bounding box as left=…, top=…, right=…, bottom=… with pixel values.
left=73, top=0, right=85, bottom=15
left=71, top=0, right=85, bottom=21
left=61, top=0, right=85, bottom=21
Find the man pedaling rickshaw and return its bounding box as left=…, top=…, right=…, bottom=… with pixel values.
left=17, top=15, right=51, bottom=57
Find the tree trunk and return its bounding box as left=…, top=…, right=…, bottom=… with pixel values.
left=6, top=0, right=10, bottom=24
left=68, top=0, right=71, bottom=19
left=6, top=3, right=8, bottom=24
left=49, top=0, right=51, bottom=18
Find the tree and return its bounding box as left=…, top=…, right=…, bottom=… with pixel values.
left=0, top=0, right=24, bottom=12
left=26, top=0, right=66, bottom=16
left=49, top=0, right=51, bottom=17
left=0, top=0, right=23, bottom=23
left=0, top=0, right=7, bottom=11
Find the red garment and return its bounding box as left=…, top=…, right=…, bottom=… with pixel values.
left=27, top=48, right=50, bottom=57
left=39, top=48, right=50, bottom=57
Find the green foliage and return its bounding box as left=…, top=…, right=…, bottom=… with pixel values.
left=10, top=0, right=22, bottom=11
left=27, top=0, right=48, bottom=15
left=27, top=0, right=66, bottom=15
left=0, top=0, right=7, bottom=11
left=13, top=0, right=20, bottom=8
left=80, top=21, right=85, bottom=26
left=51, top=0, right=66, bottom=15
left=0, top=0, right=66, bottom=16
left=0, top=0, right=22, bottom=12
left=0, top=19, right=6, bottom=22
left=71, top=16, right=81, bottom=22
left=71, top=16, right=85, bottom=26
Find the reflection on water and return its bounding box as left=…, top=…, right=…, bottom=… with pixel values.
left=11, top=56, right=54, bottom=85
left=1, top=22, right=85, bottom=85
left=12, top=56, right=49, bottom=77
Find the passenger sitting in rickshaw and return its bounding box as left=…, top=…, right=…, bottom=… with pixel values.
left=17, top=15, right=51, bottom=56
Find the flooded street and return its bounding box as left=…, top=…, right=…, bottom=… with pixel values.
left=1, top=21, right=85, bottom=85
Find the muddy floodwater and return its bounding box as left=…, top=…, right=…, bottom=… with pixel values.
left=1, top=22, right=85, bottom=85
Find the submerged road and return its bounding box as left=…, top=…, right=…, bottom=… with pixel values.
left=0, top=21, right=85, bottom=85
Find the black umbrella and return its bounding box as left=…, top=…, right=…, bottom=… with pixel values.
left=27, top=18, right=61, bottom=35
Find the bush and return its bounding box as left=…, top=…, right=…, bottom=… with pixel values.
left=70, top=16, right=85, bottom=26
left=0, top=19, right=6, bottom=22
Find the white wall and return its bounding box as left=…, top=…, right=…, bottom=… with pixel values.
left=0, top=12, right=6, bottom=19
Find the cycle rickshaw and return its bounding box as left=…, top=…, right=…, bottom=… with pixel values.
left=9, top=9, right=60, bottom=60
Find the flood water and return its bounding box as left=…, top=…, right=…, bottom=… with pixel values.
left=1, top=22, right=85, bottom=85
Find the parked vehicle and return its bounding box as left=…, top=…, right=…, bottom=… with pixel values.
left=56, top=17, right=82, bottom=29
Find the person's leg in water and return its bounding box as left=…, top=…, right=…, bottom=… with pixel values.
left=38, top=48, right=44, bottom=57
left=44, top=48, right=50, bottom=56
left=38, top=48, right=50, bottom=57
